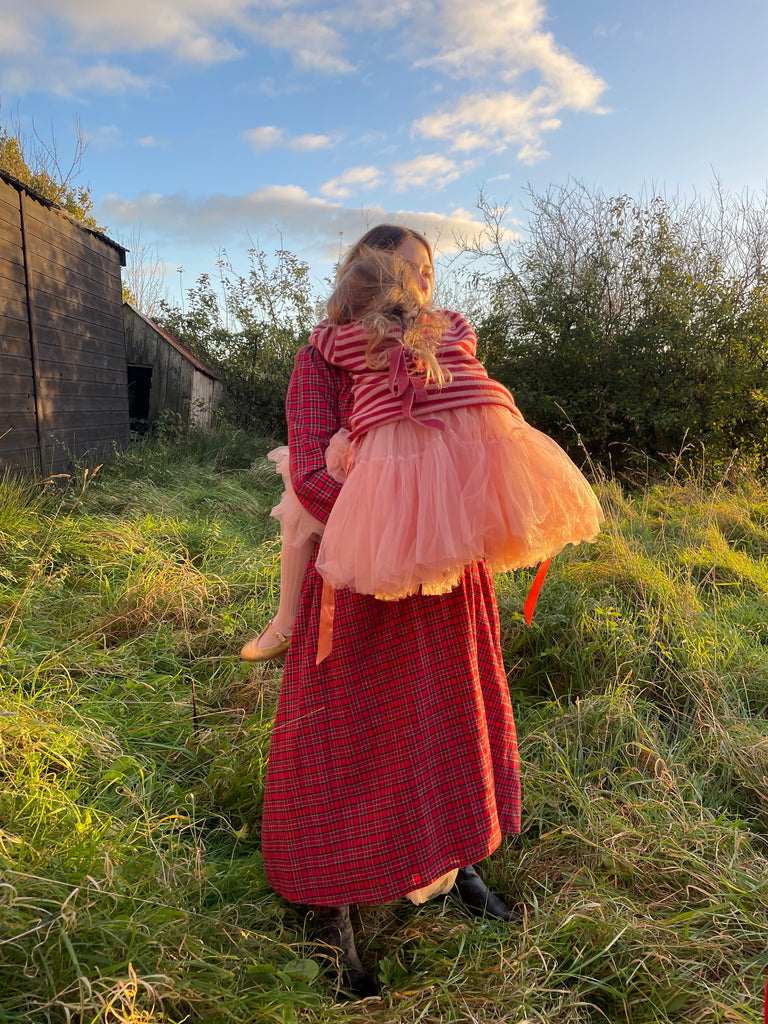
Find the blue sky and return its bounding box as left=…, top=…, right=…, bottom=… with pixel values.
left=2, top=0, right=767, bottom=302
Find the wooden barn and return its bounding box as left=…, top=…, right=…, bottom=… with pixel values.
left=0, top=168, right=129, bottom=476
left=123, top=303, right=223, bottom=430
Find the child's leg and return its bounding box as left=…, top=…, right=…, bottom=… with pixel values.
left=241, top=444, right=322, bottom=662
left=271, top=537, right=314, bottom=638
left=240, top=535, right=315, bottom=662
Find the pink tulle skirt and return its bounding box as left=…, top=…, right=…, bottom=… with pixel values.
left=315, top=406, right=604, bottom=601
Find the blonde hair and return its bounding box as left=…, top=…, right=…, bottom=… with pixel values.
left=327, top=226, right=450, bottom=388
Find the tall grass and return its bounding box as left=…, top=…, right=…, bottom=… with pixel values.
left=1, top=430, right=767, bottom=1022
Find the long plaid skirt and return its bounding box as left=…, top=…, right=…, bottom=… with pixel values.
left=261, top=553, right=521, bottom=906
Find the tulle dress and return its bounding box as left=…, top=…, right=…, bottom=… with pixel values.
left=306, top=312, right=604, bottom=602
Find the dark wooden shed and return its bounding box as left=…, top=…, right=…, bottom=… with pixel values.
left=0, top=168, right=129, bottom=476
left=123, top=303, right=223, bottom=430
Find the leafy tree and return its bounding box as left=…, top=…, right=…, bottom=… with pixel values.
left=155, top=246, right=318, bottom=437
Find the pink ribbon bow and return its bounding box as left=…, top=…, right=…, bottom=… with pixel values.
left=387, top=346, right=445, bottom=431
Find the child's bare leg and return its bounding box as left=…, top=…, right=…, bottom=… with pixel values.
left=271, top=536, right=314, bottom=638
left=241, top=536, right=315, bottom=662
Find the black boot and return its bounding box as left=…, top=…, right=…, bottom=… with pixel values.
left=312, top=904, right=378, bottom=999
left=451, top=865, right=521, bottom=923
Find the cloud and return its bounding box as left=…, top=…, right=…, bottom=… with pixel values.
left=242, top=125, right=285, bottom=150
left=0, top=0, right=352, bottom=95
left=101, top=185, right=345, bottom=246
left=319, top=166, right=382, bottom=199
left=98, top=184, right=500, bottom=259
left=0, top=55, right=153, bottom=97
left=138, top=135, right=168, bottom=147
left=1, top=0, right=247, bottom=63
left=292, top=133, right=332, bottom=152
left=415, top=89, right=564, bottom=162
left=594, top=23, right=621, bottom=39
left=0, top=18, right=34, bottom=54
left=392, top=154, right=460, bottom=192
left=333, top=0, right=417, bottom=32
left=85, top=123, right=121, bottom=152
left=241, top=126, right=333, bottom=152
left=411, top=0, right=602, bottom=89
left=246, top=12, right=354, bottom=74
left=410, top=0, right=609, bottom=161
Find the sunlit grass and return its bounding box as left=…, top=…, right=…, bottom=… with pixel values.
left=1, top=432, right=767, bottom=1022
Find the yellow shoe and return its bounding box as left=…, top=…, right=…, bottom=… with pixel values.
left=240, top=622, right=291, bottom=662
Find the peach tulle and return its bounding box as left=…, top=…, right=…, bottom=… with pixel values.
left=268, top=430, right=351, bottom=548
left=315, top=405, right=604, bottom=601
left=324, top=428, right=352, bottom=482
left=406, top=867, right=458, bottom=905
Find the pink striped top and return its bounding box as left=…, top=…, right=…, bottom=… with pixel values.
left=309, top=310, right=522, bottom=440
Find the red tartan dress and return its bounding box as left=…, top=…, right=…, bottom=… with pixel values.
left=260, top=345, right=522, bottom=906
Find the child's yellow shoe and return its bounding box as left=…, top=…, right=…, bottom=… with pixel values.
left=240, top=622, right=291, bottom=662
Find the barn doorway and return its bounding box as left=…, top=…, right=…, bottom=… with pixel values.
left=127, top=365, right=152, bottom=432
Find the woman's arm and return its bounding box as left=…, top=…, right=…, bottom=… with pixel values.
left=286, top=345, right=347, bottom=525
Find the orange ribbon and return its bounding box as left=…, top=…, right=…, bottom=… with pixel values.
left=523, top=557, right=552, bottom=626
left=316, top=580, right=336, bottom=665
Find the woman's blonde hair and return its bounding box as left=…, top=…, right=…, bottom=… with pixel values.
left=327, top=225, right=449, bottom=387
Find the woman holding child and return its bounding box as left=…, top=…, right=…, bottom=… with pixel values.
left=254, top=224, right=602, bottom=996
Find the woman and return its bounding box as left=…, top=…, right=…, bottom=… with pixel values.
left=260, top=225, right=522, bottom=998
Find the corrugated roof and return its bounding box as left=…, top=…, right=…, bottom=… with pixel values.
left=0, top=167, right=128, bottom=265
left=124, top=302, right=223, bottom=381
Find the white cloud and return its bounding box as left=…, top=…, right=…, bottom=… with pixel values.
left=101, top=185, right=345, bottom=246
left=0, top=18, right=34, bottom=54
left=248, top=12, right=354, bottom=74
left=3, top=0, right=248, bottom=63
left=0, top=55, right=152, bottom=97
left=0, top=0, right=352, bottom=94
left=410, top=0, right=609, bottom=161
left=98, top=184, right=500, bottom=258
left=411, top=0, right=603, bottom=92
left=333, top=0, right=417, bottom=32
left=138, top=135, right=168, bottom=147
left=392, top=154, right=460, bottom=192
left=241, top=126, right=333, bottom=152
left=415, top=88, right=563, bottom=162
left=319, top=166, right=381, bottom=199
left=292, top=134, right=332, bottom=152
left=242, top=125, right=285, bottom=150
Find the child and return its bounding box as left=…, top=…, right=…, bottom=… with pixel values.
left=241, top=227, right=603, bottom=662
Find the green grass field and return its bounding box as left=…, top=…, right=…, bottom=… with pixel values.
left=1, top=429, right=767, bottom=1023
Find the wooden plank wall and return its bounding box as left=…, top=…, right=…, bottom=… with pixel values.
left=0, top=177, right=39, bottom=472
left=124, top=306, right=196, bottom=424
left=0, top=176, right=130, bottom=475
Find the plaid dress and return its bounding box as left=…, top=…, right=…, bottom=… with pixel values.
left=261, top=345, right=521, bottom=906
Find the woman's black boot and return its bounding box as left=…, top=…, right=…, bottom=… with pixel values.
left=452, top=865, right=520, bottom=923
left=312, top=904, right=378, bottom=999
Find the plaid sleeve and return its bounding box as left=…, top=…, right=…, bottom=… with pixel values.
left=286, top=345, right=345, bottom=525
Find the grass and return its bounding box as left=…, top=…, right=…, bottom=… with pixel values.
left=1, top=428, right=767, bottom=1022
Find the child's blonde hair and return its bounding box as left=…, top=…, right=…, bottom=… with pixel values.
left=327, top=226, right=449, bottom=388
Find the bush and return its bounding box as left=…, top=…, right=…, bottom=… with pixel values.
left=473, top=182, right=768, bottom=480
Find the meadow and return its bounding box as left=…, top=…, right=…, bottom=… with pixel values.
left=1, top=428, right=767, bottom=1023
